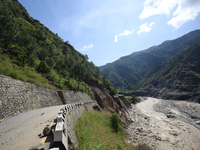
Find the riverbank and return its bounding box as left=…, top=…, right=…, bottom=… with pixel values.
left=126, top=97, right=200, bottom=150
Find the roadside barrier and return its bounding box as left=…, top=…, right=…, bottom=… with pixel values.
left=49, top=100, right=97, bottom=150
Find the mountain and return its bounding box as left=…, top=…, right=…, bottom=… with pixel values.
left=132, top=40, right=200, bottom=101
left=0, top=0, right=116, bottom=97
left=99, top=30, right=200, bottom=89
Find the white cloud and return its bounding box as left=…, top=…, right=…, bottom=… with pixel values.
left=139, top=0, right=200, bottom=29
left=114, top=35, right=118, bottom=42
left=82, top=44, right=93, bottom=51
left=139, top=0, right=177, bottom=19
left=137, top=22, right=155, bottom=34
left=119, top=30, right=134, bottom=36
left=114, top=29, right=134, bottom=42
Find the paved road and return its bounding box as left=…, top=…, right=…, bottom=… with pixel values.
left=0, top=105, right=65, bottom=150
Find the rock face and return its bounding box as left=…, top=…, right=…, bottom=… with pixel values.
left=88, top=80, right=132, bottom=126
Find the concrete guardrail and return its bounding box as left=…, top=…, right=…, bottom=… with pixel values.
left=49, top=101, right=97, bottom=150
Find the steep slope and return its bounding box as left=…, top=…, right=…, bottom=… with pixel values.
left=0, top=0, right=116, bottom=97
left=132, top=40, right=200, bottom=101
left=99, top=30, right=200, bottom=88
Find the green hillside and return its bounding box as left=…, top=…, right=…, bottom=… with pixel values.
left=130, top=40, right=200, bottom=100
left=0, top=0, right=116, bottom=97
left=131, top=40, right=200, bottom=90
left=99, top=30, right=200, bottom=89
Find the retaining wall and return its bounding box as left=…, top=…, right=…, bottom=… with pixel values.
left=61, top=90, right=92, bottom=104
left=0, top=75, right=62, bottom=118
left=0, top=74, right=93, bottom=119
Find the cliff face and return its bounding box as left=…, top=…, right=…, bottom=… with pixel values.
left=88, top=80, right=132, bottom=126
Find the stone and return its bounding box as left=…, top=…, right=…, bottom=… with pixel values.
left=136, top=127, right=143, bottom=132
left=146, top=129, right=152, bottom=134
left=166, top=112, right=176, bottom=118
left=43, top=126, right=52, bottom=136
left=195, top=121, right=200, bottom=125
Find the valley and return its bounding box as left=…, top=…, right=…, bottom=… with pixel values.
left=100, top=30, right=200, bottom=102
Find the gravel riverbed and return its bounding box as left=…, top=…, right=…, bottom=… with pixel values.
left=126, top=97, right=200, bottom=150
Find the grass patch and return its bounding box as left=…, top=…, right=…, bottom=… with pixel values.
left=75, top=110, right=133, bottom=150
left=75, top=110, right=151, bottom=150
left=0, top=54, right=94, bottom=97
left=0, top=54, right=54, bottom=89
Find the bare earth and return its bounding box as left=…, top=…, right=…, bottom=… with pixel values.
left=126, top=97, right=200, bottom=150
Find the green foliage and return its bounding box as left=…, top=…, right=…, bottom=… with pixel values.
left=0, top=54, right=54, bottom=89
left=37, top=61, right=51, bottom=74
left=0, top=0, right=115, bottom=99
left=0, top=0, right=19, bottom=49
left=110, top=113, right=122, bottom=133
left=130, top=95, right=140, bottom=104
left=102, top=75, right=117, bottom=97
left=129, top=40, right=200, bottom=91
left=75, top=110, right=130, bottom=150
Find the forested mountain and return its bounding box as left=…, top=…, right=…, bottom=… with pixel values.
left=132, top=40, right=200, bottom=101
left=99, top=30, right=200, bottom=89
left=0, top=0, right=116, bottom=97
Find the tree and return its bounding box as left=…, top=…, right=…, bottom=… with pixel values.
left=0, top=0, right=19, bottom=49
left=18, top=33, right=37, bottom=66
left=46, top=57, right=55, bottom=68
left=37, top=61, right=51, bottom=74
left=84, top=54, right=89, bottom=60
left=38, top=48, right=49, bottom=60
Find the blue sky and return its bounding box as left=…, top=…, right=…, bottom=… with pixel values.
left=18, top=0, right=200, bottom=66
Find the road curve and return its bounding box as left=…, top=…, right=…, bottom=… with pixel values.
left=0, top=105, right=65, bottom=150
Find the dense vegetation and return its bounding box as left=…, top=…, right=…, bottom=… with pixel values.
left=0, top=0, right=116, bottom=97
left=75, top=110, right=150, bottom=150
left=99, top=30, right=200, bottom=89
left=129, top=40, right=200, bottom=91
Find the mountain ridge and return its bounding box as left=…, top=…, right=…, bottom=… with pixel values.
left=99, top=29, right=200, bottom=89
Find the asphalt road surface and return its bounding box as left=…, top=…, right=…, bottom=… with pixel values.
left=0, top=105, right=65, bottom=150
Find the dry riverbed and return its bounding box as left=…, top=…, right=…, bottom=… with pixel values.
left=126, top=97, right=200, bottom=150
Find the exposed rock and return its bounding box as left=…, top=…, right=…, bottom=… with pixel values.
left=166, top=111, right=176, bottom=118
left=88, top=80, right=132, bottom=126
left=118, top=95, right=132, bottom=109
left=195, top=121, right=200, bottom=125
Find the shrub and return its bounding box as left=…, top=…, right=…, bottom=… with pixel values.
left=37, top=61, right=51, bottom=74
left=110, top=113, right=121, bottom=133
left=131, top=95, right=140, bottom=104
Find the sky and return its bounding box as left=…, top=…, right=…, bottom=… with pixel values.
left=18, top=0, right=200, bottom=66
